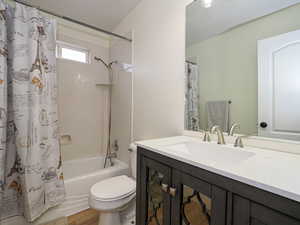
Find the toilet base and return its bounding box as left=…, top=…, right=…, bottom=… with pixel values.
left=99, top=211, right=121, bottom=225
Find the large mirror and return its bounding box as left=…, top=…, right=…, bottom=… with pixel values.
left=185, top=0, right=300, bottom=141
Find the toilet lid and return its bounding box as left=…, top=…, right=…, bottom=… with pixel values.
left=90, top=175, right=136, bottom=201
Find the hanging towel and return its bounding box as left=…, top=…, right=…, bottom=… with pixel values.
left=206, top=101, right=230, bottom=132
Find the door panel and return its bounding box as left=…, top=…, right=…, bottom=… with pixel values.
left=258, top=29, right=300, bottom=141
left=147, top=168, right=165, bottom=225
left=181, top=184, right=211, bottom=225
left=232, top=195, right=250, bottom=225
left=251, top=219, right=267, bottom=225
left=251, top=202, right=300, bottom=225
left=139, top=156, right=172, bottom=225
left=273, top=43, right=300, bottom=133
left=172, top=169, right=226, bottom=225
left=232, top=195, right=300, bottom=225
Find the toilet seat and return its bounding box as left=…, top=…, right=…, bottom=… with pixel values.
left=89, top=145, right=137, bottom=225
left=90, top=175, right=136, bottom=202
left=89, top=191, right=136, bottom=212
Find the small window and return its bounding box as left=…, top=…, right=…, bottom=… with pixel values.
left=56, top=41, right=90, bottom=64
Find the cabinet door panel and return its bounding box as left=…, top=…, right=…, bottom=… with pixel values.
left=211, top=186, right=227, bottom=225
left=139, top=156, right=172, bottom=225
left=232, top=195, right=300, bottom=225
left=232, top=195, right=250, bottom=225
left=251, top=219, right=267, bottom=225
left=251, top=203, right=300, bottom=225
left=172, top=170, right=226, bottom=225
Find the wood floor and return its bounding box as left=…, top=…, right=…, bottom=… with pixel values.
left=42, top=209, right=99, bottom=225
left=45, top=202, right=205, bottom=225
left=68, top=209, right=99, bottom=225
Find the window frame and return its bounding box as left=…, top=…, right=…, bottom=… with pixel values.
left=56, top=41, right=91, bottom=64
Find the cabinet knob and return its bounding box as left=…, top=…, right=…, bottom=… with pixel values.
left=169, top=187, right=177, bottom=197
left=260, top=122, right=268, bottom=128
left=161, top=183, right=169, bottom=193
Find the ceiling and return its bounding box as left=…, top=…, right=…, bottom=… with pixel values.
left=186, top=0, right=300, bottom=46
left=24, top=0, right=141, bottom=32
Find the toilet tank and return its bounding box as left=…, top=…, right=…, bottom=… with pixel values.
left=129, top=143, right=137, bottom=179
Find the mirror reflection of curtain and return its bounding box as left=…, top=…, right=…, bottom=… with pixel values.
left=0, top=1, right=65, bottom=222
left=185, top=62, right=200, bottom=131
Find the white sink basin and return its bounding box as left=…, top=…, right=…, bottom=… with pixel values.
left=162, top=141, right=255, bottom=167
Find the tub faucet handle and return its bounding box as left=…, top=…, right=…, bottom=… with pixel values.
left=109, top=152, right=117, bottom=158
left=113, top=140, right=119, bottom=152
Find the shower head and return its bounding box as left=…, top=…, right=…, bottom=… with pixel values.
left=108, top=60, right=118, bottom=68
left=94, top=56, right=109, bottom=69
left=94, top=56, right=118, bottom=70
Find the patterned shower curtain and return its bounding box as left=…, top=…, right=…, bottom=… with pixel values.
left=0, top=1, right=65, bottom=222
left=185, top=62, right=200, bottom=131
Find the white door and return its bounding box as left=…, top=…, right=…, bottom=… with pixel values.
left=258, top=29, right=300, bottom=141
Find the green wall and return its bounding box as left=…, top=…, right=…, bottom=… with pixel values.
left=186, top=4, right=300, bottom=134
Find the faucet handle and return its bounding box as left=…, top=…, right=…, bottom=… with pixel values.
left=109, top=152, right=118, bottom=158
left=203, top=131, right=211, bottom=142
left=229, top=123, right=240, bottom=136
left=113, top=140, right=119, bottom=152
left=210, top=125, right=220, bottom=133
left=210, top=125, right=226, bottom=145
left=234, top=136, right=244, bottom=148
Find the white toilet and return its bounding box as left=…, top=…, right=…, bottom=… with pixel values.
left=89, top=145, right=137, bottom=225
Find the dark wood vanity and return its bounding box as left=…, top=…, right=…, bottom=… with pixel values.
left=136, top=147, right=300, bottom=225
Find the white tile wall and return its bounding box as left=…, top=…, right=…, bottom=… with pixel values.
left=57, top=29, right=110, bottom=161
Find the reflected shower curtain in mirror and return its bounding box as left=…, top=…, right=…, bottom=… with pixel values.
left=0, top=1, right=65, bottom=222
left=185, top=62, right=200, bottom=131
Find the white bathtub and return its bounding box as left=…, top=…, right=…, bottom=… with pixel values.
left=4, top=156, right=129, bottom=225
left=63, top=156, right=129, bottom=203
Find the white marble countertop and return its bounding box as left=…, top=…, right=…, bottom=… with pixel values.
left=136, top=136, right=300, bottom=203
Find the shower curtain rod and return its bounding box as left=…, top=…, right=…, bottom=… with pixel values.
left=12, top=0, right=132, bottom=42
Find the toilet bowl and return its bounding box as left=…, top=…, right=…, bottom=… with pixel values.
left=89, top=144, right=137, bottom=225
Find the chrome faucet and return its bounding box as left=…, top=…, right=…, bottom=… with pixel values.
left=106, top=151, right=117, bottom=166
left=210, top=126, right=226, bottom=145
left=104, top=140, right=119, bottom=167
left=234, top=136, right=244, bottom=148
left=109, top=140, right=119, bottom=159
left=229, top=123, right=240, bottom=136
left=109, top=151, right=118, bottom=158
left=203, top=131, right=211, bottom=142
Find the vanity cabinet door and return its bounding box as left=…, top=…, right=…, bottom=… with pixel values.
left=138, top=156, right=172, bottom=225
left=232, top=195, right=300, bottom=225
left=171, top=169, right=227, bottom=225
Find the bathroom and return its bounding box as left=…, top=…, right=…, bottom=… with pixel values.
left=0, top=0, right=300, bottom=225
